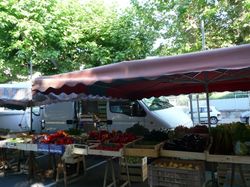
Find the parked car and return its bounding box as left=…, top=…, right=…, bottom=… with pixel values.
left=240, top=111, right=250, bottom=124
left=191, top=106, right=222, bottom=125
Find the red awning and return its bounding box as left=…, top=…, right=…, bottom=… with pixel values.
left=32, top=44, right=250, bottom=104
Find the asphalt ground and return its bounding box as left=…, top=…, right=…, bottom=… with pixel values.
left=0, top=152, right=150, bottom=187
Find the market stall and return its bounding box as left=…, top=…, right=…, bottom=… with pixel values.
left=2, top=44, right=250, bottom=186
left=31, top=44, right=250, bottom=187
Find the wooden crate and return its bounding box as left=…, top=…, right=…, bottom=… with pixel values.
left=87, top=143, right=123, bottom=157
left=160, top=149, right=206, bottom=160
left=124, top=139, right=163, bottom=157
left=206, top=137, right=250, bottom=164
left=148, top=158, right=205, bottom=187
left=206, top=152, right=250, bottom=164
left=120, top=157, right=148, bottom=182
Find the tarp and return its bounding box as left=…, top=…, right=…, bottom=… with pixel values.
left=32, top=44, right=250, bottom=104
left=0, top=82, right=31, bottom=109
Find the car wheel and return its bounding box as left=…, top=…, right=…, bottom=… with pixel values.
left=210, top=117, right=218, bottom=124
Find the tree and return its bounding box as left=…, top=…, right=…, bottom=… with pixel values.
left=131, top=0, right=250, bottom=56
left=0, top=0, right=159, bottom=83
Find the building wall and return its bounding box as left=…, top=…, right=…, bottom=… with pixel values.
left=192, top=97, right=250, bottom=111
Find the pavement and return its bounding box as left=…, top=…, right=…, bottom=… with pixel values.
left=0, top=153, right=149, bottom=187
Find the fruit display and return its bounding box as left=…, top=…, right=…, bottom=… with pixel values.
left=6, top=137, right=26, bottom=143
left=34, top=130, right=74, bottom=145
left=88, top=130, right=137, bottom=144
left=87, top=130, right=138, bottom=155
left=94, top=143, right=123, bottom=151
left=153, top=160, right=200, bottom=170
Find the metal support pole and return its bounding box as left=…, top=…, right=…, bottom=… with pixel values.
left=196, top=95, right=200, bottom=124
left=29, top=58, right=33, bottom=133
left=205, top=83, right=211, bottom=130
left=189, top=94, right=194, bottom=123
left=201, top=20, right=205, bottom=50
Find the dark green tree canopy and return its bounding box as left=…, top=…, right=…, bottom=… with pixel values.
left=0, top=0, right=249, bottom=83
left=0, top=0, right=158, bottom=83
left=131, top=0, right=249, bottom=55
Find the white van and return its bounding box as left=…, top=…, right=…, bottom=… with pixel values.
left=39, top=98, right=193, bottom=132
left=0, top=107, right=41, bottom=133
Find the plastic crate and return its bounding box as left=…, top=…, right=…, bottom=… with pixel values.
left=217, top=163, right=250, bottom=187
left=37, top=143, right=50, bottom=152
left=148, top=158, right=205, bottom=187
left=49, top=144, right=65, bottom=154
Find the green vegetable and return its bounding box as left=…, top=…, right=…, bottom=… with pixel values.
left=234, top=141, right=249, bottom=155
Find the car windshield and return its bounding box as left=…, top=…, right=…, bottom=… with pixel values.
left=142, top=97, right=173, bottom=111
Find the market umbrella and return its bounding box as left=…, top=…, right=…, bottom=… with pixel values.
left=33, top=44, right=250, bottom=103
left=32, top=44, right=250, bottom=128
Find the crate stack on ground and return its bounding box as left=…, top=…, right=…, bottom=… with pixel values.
left=148, top=158, right=205, bottom=187
left=120, top=156, right=148, bottom=182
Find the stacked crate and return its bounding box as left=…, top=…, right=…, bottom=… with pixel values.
left=120, top=156, right=148, bottom=182
left=148, top=158, right=205, bottom=187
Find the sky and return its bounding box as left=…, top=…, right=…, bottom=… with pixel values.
left=79, top=0, right=131, bottom=9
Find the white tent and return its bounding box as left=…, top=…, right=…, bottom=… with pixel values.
left=0, top=81, right=32, bottom=110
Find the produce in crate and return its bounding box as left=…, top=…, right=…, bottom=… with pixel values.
left=94, top=143, right=123, bottom=151
left=153, top=160, right=200, bottom=170
left=126, top=156, right=144, bottom=165
left=34, top=130, right=74, bottom=145
left=209, top=122, right=250, bottom=155
left=126, top=123, right=150, bottom=136
left=162, top=125, right=209, bottom=152
left=163, top=134, right=208, bottom=152
left=174, top=125, right=208, bottom=138
left=88, top=130, right=137, bottom=144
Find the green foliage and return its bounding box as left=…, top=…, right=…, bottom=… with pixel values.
left=0, top=0, right=159, bottom=83
left=132, top=0, right=250, bottom=56
left=0, top=0, right=249, bottom=83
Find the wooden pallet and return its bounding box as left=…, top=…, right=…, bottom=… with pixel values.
left=124, top=139, right=163, bottom=157
left=120, top=157, right=148, bottom=182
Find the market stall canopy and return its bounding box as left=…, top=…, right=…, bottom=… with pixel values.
left=0, top=82, right=32, bottom=110
left=32, top=44, right=250, bottom=104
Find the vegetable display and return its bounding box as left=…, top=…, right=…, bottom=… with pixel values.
left=88, top=130, right=137, bottom=152
left=162, top=125, right=209, bottom=152
left=34, top=130, right=74, bottom=145
left=88, top=130, right=137, bottom=144
left=210, top=122, right=250, bottom=155
left=163, top=134, right=208, bottom=152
